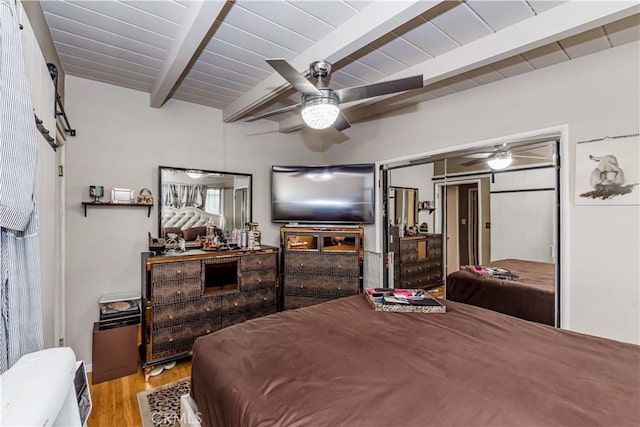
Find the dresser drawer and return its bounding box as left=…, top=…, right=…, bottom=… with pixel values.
left=151, top=260, right=201, bottom=283
left=283, top=284, right=358, bottom=301
left=400, top=250, right=419, bottom=263
left=151, top=279, right=201, bottom=305
left=152, top=297, right=222, bottom=329
left=399, top=272, right=441, bottom=289
left=239, top=269, right=276, bottom=292
left=150, top=324, right=196, bottom=359
left=221, top=288, right=276, bottom=328
left=192, top=312, right=222, bottom=336
left=400, top=240, right=418, bottom=254
left=323, top=253, right=360, bottom=275
left=152, top=302, right=200, bottom=329
left=283, top=295, right=331, bottom=310
left=284, top=253, right=326, bottom=272
left=241, top=253, right=277, bottom=271
left=284, top=273, right=359, bottom=293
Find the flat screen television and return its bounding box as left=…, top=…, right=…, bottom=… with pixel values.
left=271, top=164, right=375, bottom=224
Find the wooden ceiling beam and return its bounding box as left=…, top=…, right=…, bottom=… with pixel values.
left=150, top=1, right=228, bottom=108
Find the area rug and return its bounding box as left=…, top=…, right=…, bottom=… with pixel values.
left=137, top=377, right=190, bottom=427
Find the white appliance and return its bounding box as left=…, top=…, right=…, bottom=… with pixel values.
left=0, top=347, right=91, bottom=426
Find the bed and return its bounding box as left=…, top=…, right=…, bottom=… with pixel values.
left=446, top=258, right=555, bottom=325
left=188, top=295, right=639, bottom=427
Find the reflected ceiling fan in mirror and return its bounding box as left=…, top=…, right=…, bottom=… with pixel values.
left=247, top=59, right=424, bottom=131
left=462, top=143, right=550, bottom=170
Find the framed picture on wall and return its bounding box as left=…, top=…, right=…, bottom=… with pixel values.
left=574, top=134, right=639, bottom=205
left=110, top=188, right=134, bottom=204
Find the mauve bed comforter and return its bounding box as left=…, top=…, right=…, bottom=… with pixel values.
left=191, top=295, right=639, bottom=427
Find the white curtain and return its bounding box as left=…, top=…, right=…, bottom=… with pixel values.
left=0, top=0, right=43, bottom=372
left=162, top=184, right=203, bottom=208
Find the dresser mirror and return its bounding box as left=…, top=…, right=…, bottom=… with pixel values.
left=158, top=166, right=252, bottom=241
left=389, top=187, right=418, bottom=228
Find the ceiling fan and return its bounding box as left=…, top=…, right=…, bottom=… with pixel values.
left=247, top=59, right=424, bottom=131
left=461, top=143, right=551, bottom=170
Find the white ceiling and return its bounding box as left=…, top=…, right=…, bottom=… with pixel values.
left=40, top=0, right=640, bottom=133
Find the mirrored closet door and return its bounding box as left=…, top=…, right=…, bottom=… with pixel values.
left=381, top=136, right=560, bottom=326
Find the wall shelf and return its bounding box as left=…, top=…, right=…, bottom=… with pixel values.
left=82, top=202, right=152, bottom=217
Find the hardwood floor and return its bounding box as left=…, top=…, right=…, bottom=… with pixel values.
left=87, top=359, right=191, bottom=427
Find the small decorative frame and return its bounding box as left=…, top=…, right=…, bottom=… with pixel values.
left=110, top=188, right=134, bottom=204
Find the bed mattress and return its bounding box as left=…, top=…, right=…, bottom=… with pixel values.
left=446, top=259, right=555, bottom=325
left=191, top=295, right=638, bottom=427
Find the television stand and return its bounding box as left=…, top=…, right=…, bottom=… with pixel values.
left=280, top=226, right=363, bottom=310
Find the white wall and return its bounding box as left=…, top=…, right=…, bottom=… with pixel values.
left=64, top=76, right=323, bottom=365
left=490, top=168, right=556, bottom=262
left=321, top=42, right=640, bottom=344
left=222, top=122, right=326, bottom=246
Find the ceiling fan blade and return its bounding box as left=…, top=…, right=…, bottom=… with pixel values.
left=463, top=153, right=492, bottom=159
left=512, top=141, right=554, bottom=153
left=334, top=75, right=423, bottom=103
left=333, top=112, right=351, bottom=132
left=246, top=103, right=301, bottom=121
left=266, top=59, right=322, bottom=97
left=461, top=157, right=488, bottom=167
left=512, top=154, right=548, bottom=160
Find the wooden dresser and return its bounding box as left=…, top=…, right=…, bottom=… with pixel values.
left=141, top=246, right=278, bottom=379
left=393, top=234, right=443, bottom=291
left=280, top=227, right=363, bottom=310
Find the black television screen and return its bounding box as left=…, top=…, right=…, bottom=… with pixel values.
left=271, top=164, right=375, bottom=224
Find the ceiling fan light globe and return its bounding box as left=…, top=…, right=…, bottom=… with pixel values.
left=487, top=153, right=513, bottom=170
left=186, top=170, right=204, bottom=179
left=301, top=98, right=340, bottom=130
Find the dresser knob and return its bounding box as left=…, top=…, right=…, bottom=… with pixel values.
left=169, top=315, right=174, bottom=320
left=169, top=338, right=174, bottom=343
left=337, top=265, right=342, bottom=269
left=257, top=278, right=262, bottom=283
left=205, top=308, right=210, bottom=312
left=300, top=263, right=304, bottom=267
left=234, top=302, right=238, bottom=307
left=300, top=285, right=304, bottom=289
left=263, top=297, right=267, bottom=301
left=176, top=290, right=182, bottom=295
left=337, top=287, right=342, bottom=290
left=258, top=260, right=262, bottom=265
left=206, top=329, right=211, bottom=334
left=176, top=270, right=181, bottom=274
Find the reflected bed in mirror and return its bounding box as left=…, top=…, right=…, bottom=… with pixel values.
left=158, top=166, right=252, bottom=245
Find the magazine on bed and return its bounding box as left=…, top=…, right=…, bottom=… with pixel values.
left=464, top=265, right=520, bottom=280
left=364, top=288, right=446, bottom=313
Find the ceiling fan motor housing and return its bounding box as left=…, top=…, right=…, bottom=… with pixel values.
left=310, top=60, right=332, bottom=78
left=302, top=88, right=337, bottom=105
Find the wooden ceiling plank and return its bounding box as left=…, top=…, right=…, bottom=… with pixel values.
left=222, top=0, right=445, bottom=122
left=278, top=0, right=639, bottom=132
left=150, top=1, right=228, bottom=108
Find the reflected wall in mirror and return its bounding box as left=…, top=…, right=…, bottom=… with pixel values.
left=158, top=166, right=252, bottom=244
